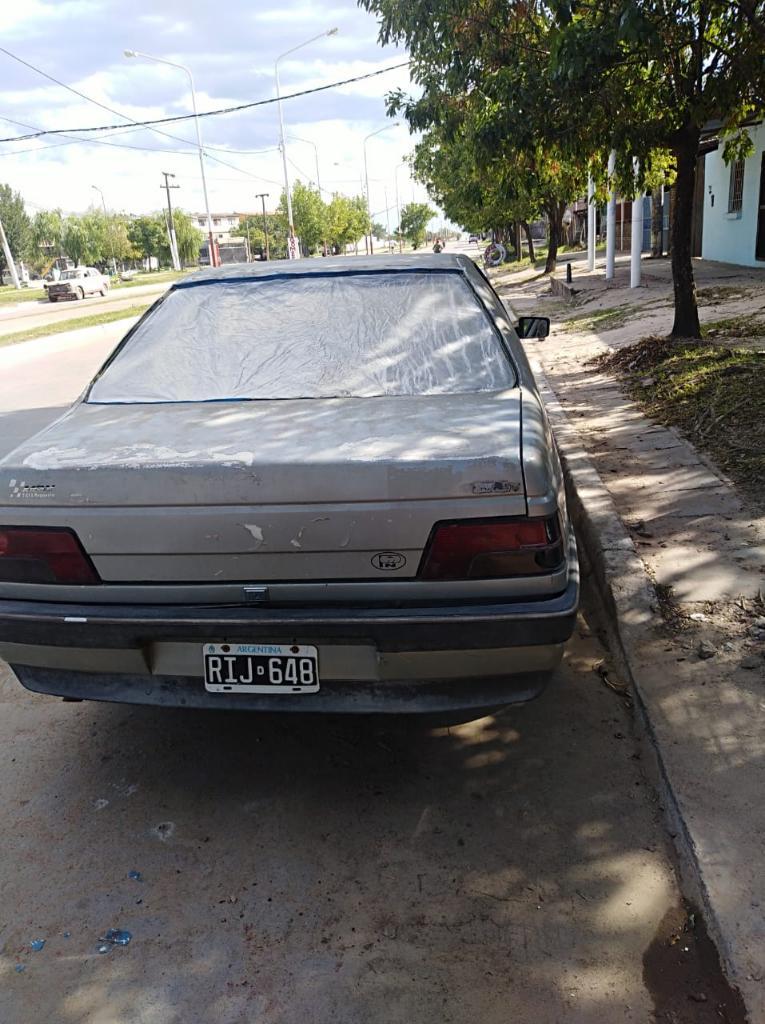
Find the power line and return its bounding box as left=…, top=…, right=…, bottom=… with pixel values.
left=0, top=52, right=412, bottom=143
left=0, top=45, right=198, bottom=150
left=0, top=115, right=284, bottom=160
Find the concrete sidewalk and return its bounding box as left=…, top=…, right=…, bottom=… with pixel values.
left=496, top=260, right=765, bottom=1021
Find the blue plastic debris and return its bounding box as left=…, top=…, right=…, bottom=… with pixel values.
left=30, top=939, right=45, bottom=952
left=128, top=871, right=142, bottom=881
left=63, top=931, right=71, bottom=939
left=14, top=964, right=26, bottom=973
left=101, top=928, right=132, bottom=947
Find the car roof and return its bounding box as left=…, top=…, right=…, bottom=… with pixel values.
left=179, top=252, right=475, bottom=285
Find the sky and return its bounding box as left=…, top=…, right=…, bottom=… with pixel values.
left=0, top=0, right=443, bottom=229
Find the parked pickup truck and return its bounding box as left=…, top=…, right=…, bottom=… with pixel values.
left=47, top=267, right=110, bottom=303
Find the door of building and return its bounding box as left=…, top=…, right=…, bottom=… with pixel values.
left=755, top=153, right=765, bottom=261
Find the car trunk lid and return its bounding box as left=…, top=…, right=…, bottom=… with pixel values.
left=0, top=394, right=527, bottom=582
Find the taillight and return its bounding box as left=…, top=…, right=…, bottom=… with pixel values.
left=0, top=527, right=100, bottom=584
left=418, top=516, right=564, bottom=580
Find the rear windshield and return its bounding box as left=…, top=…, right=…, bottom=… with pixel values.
left=87, top=270, right=515, bottom=403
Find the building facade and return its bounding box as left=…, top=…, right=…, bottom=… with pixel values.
left=701, top=122, right=765, bottom=267
left=192, top=212, right=256, bottom=245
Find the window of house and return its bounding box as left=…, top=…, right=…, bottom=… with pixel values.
left=728, top=159, right=745, bottom=214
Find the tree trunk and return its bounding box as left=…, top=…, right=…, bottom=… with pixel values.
left=670, top=127, right=702, bottom=338
left=521, top=221, right=535, bottom=263
left=651, top=187, right=664, bottom=256
left=544, top=199, right=566, bottom=274
left=544, top=202, right=558, bottom=273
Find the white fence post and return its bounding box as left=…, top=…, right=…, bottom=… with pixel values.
left=605, top=149, right=616, bottom=280
left=587, top=174, right=596, bottom=271
left=630, top=157, right=643, bottom=288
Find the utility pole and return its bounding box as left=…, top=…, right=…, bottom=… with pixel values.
left=0, top=215, right=20, bottom=289
left=160, top=171, right=181, bottom=270
left=243, top=216, right=251, bottom=262
left=255, top=193, right=270, bottom=260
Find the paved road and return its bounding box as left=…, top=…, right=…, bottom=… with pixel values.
left=1, top=629, right=692, bottom=1024
left=0, top=282, right=169, bottom=337
left=0, top=296, right=738, bottom=1024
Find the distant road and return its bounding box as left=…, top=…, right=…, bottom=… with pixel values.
left=0, top=319, right=135, bottom=459
left=0, top=281, right=169, bottom=336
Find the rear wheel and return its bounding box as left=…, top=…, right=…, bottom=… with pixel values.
left=49, top=296, right=58, bottom=303
left=100, top=286, right=108, bottom=297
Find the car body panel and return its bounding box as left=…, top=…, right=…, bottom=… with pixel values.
left=0, top=254, right=578, bottom=714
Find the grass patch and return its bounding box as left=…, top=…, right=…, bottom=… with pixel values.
left=564, top=304, right=637, bottom=333
left=113, top=269, right=189, bottom=289
left=0, top=304, right=151, bottom=348
left=0, top=269, right=184, bottom=307
left=0, top=285, right=48, bottom=305
left=696, top=285, right=753, bottom=304
left=701, top=315, right=765, bottom=340
left=595, top=336, right=764, bottom=502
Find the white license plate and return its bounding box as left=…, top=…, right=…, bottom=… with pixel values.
left=203, top=643, right=320, bottom=694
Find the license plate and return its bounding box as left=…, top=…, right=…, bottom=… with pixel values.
left=203, top=643, right=319, bottom=694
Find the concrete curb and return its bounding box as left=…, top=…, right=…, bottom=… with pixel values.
left=534, top=363, right=752, bottom=1017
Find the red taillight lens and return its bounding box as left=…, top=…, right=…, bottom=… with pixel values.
left=0, top=527, right=100, bottom=584
left=418, top=516, right=564, bottom=580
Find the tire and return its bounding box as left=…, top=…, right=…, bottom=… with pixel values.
left=49, top=296, right=58, bottom=303
left=75, top=287, right=84, bottom=300
left=100, top=287, right=108, bottom=297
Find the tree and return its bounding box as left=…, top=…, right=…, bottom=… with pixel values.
left=324, top=194, right=368, bottom=252
left=61, top=217, right=90, bottom=266
left=360, top=0, right=584, bottom=271
left=172, top=210, right=204, bottom=266
left=362, top=0, right=764, bottom=335
left=30, top=209, right=64, bottom=271
left=233, top=212, right=289, bottom=259
left=399, top=202, right=435, bottom=248
left=278, top=181, right=326, bottom=255
left=128, top=215, right=166, bottom=266
left=0, top=184, right=31, bottom=272
left=550, top=0, right=765, bottom=337
left=371, top=220, right=387, bottom=240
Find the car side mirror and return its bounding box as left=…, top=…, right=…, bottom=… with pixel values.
left=516, top=316, right=550, bottom=339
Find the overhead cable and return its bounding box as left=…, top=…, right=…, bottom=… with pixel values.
left=0, top=48, right=411, bottom=143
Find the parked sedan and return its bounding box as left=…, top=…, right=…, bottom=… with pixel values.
left=0, top=254, right=576, bottom=717
left=47, top=266, right=109, bottom=302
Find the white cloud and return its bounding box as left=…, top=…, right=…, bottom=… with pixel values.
left=0, top=0, right=444, bottom=227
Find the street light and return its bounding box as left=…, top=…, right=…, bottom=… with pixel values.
left=124, top=48, right=217, bottom=267
left=91, top=184, right=117, bottom=275
left=363, top=123, right=399, bottom=255
left=287, top=135, right=322, bottom=194
left=394, top=160, right=408, bottom=253
left=275, top=29, right=338, bottom=258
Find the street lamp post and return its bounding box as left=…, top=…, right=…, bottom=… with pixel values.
left=394, top=161, right=407, bottom=253
left=363, top=123, right=399, bottom=255
left=255, top=192, right=270, bottom=260
left=91, top=184, right=117, bottom=275
left=275, top=30, right=337, bottom=258
left=287, top=135, right=322, bottom=194
left=124, top=49, right=217, bottom=267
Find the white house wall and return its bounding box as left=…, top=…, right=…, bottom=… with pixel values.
left=702, top=123, right=764, bottom=267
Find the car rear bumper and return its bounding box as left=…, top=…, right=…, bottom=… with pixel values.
left=0, top=573, right=578, bottom=713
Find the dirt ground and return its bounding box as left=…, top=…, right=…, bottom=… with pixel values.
left=0, top=603, right=744, bottom=1024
